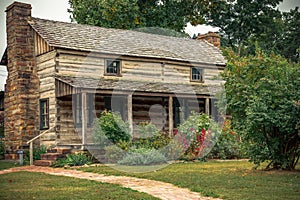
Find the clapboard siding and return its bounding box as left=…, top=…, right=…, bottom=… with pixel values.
left=34, top=31, right=54, bottom=56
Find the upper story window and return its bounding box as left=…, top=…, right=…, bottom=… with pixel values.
left=105, top=60, right=121, bottom=76
left=191, top=67, right=204, bottom=82
left=40, top=98, right=49, bottom=130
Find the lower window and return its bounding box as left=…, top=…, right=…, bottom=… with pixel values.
left=40, top=99, right=49, bottom=130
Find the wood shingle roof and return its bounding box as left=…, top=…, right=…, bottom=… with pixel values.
left=28, top=18, right=226, bottom=66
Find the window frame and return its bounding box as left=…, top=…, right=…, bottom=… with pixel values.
left=40, top=98, right=49, bottom=130
left=190, top=67, right=204, bottom=82
left=73, top=94, right=94, bottom=128
left=104, top=59, right=121, bottom=76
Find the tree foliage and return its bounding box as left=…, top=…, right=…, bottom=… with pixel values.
left=68, top=0, right=222, bottom=32
left=209, top=0, right=283, bottom=55
left=221, top=48, right=300, bottom=170
left=276, top=7, right=300, bottom=63
left=209, top=0, right=300, bottom=62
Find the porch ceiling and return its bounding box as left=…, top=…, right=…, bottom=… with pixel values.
left=55, top=75, right=222, bottom=97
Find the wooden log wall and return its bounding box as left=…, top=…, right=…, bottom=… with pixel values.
left=56, top=51, right=104, bottom=78
left=36, top=50, right=57, bottom=146
left=56, top=96, right=81, bottom=145
left=55, top=49, right=224, bottom=86
left=132, top=96, right=169, bottom=133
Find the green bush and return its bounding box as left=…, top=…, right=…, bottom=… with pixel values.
left=53, top=153, right=92, bottom=167
left=207, top=119, right=246, bottom=159
left=93, top=111, right=131, bottom=145
left=105, top=145, right=126, bottom=163
left=118, top=148, right=167, bottom=166
left=132, top=122, right=171, bottom=150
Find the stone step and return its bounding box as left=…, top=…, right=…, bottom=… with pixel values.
left=41, top=153, right=66, bottom=161
left=33, top=160, right=54, bottom=167
left=47, top=148, right=72, bottom=154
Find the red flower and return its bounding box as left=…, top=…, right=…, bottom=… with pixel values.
left=173, top=129, right=178, bottom=136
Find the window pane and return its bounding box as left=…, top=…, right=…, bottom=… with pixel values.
left=191, top=67, right=203, bottom=81
left=40, top=99, right=49, bottom=129
left=106, top=60, right=120, bottom=75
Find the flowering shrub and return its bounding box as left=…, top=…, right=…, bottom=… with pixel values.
left=176, top=112, right=221, bottom=161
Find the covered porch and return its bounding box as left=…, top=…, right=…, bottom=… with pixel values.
left=54, top=76, right=218, bottom=149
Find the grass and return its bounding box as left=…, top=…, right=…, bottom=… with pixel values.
left=0, top=171, right=159, bottom=200
left=0, top=160, right=20, bottom=170
left=79, top=161, right=300, bottom=200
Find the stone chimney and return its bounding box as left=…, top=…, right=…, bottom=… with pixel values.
left=4, top=2, right=39, bottom=159
left=196, top=32, right=221, bottom=48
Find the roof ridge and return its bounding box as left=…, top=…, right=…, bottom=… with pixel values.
left=30, top=17, right=200, bottom=42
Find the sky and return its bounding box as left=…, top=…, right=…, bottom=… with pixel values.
left=0, top=0, right=300, bottom=90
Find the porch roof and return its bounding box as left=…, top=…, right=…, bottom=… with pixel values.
left=55, top=75, right=223, bottom=97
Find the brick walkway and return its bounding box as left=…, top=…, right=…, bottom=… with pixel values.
left=0, top=166, right=222, bottom=200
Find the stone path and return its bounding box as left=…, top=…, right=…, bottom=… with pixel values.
left=0, top=166, right=222, bottom=200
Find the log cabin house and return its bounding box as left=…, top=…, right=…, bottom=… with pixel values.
left=2, top=2, right=226, bottom=159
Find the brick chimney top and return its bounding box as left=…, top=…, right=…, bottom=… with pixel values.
left=6, top=1, right=32, bottom=12
left=196, top=32, right=221, bottom=49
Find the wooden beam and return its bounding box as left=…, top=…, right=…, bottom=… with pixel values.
left=168, top=96, right=173, bottom=136
left=81, top=92, right=87, bottom=148
left=205, top=98, right=210, bottom=115
left=128, top=94, right=133, bottom=134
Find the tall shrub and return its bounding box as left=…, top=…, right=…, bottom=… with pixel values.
left=222, top=49, right=300, bottom=170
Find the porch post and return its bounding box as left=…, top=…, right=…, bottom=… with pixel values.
left=205, top=97, right=210, bottom=115
left=81, top=92, right=87, bottom=149
left=128, top=94, right=133, bottom=134
left=168, top=96, right=173, bottom=136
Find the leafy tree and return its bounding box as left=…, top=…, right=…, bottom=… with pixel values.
left=209, top=0, right=283, bottom=55
left=276, top=7, right=300, bottom=63
left=68, top=0, right=223, bottom=32
left=68, top=0, right=143, bottom=29
left=221, top=48, right=300, bottom=170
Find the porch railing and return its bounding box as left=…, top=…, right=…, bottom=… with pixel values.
left=26, top=127, right=55, bottom=165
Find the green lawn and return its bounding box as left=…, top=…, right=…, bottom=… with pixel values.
left=0, top=171, right=158, bottom=200
left=0, top=160, right=19, bottom=170
left=79, top=161, right=300, bottom=200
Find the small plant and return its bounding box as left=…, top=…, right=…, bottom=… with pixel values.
left=54, top=153, right=92, bottom=167
left=105, top=145, right=126, bottom=163
left=24, top=145, right=47, bottom=162
left=118, top=148, right=167, bottom=166
left=0, top=139, right=4, bottom=160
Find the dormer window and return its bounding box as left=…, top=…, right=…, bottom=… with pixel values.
left=191, top=67, right=204, bottom=82
left=105, top=60, right=121, bottom=76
